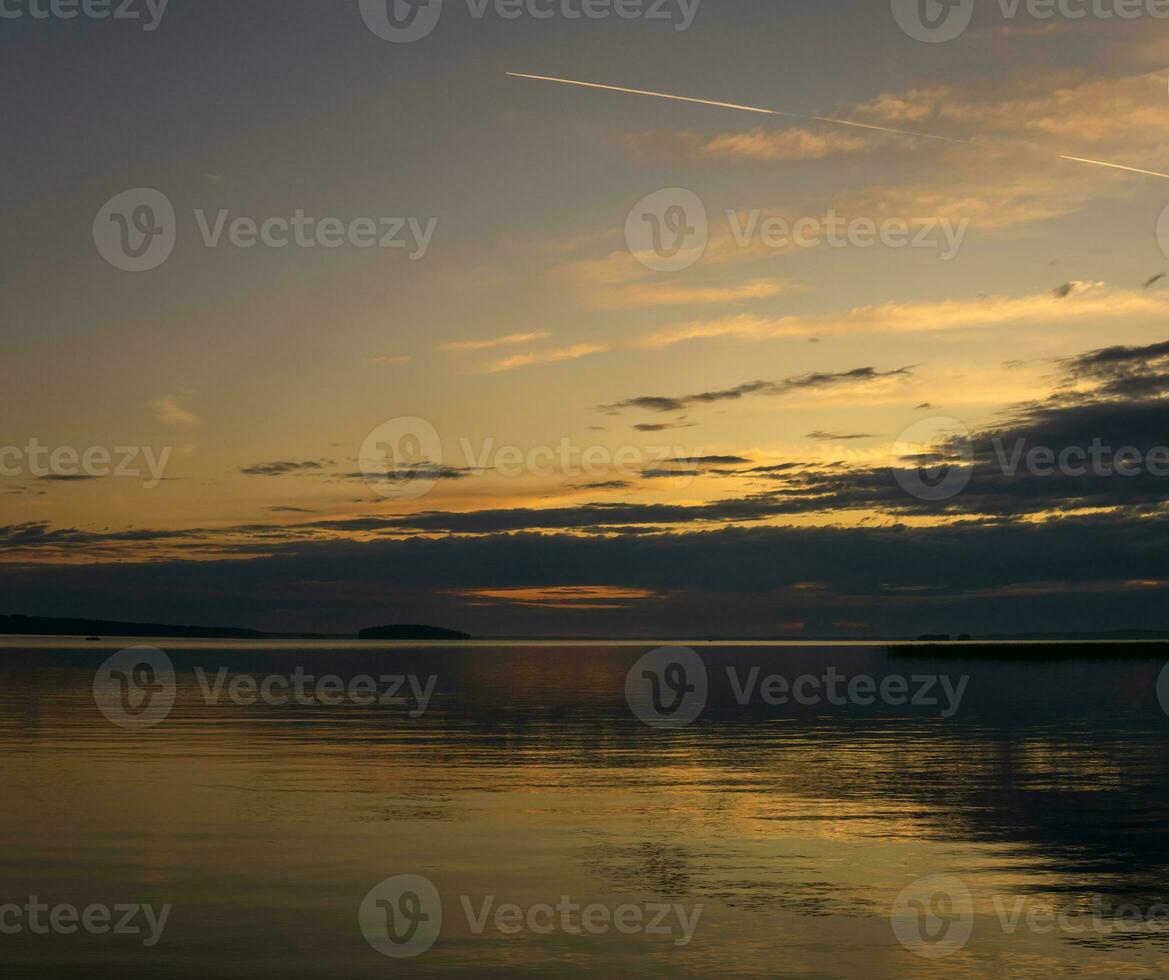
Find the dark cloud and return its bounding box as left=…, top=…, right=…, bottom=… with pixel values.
left=240, top=460, right=331, bottom=477
left=0, top=522, right=208, bottom=550
left=5, top=516, right=1169, bottom=636
left=335, top=466, right=475, bottom=483
left=603, top=366, right=913, bottom=414
left=633, top=422, right=694, bottom=432
left=9, top=337, right=1169, bottom=635
left=641, top=455, right=753, bottom=479
left=807, top=431, right=875, bottom=441
left=665, top=455, right=752, bottom=465
left=568, top=480, right=632, bottom=491
left=641, top=468, right=703, bottom=479
left=1059, top=338, right=1169, bottom=399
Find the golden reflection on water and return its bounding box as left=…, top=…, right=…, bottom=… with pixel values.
left=2, top=641, right=1169, bottom=977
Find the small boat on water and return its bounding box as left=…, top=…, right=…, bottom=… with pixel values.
left=86, top=636, right=101, bottom=642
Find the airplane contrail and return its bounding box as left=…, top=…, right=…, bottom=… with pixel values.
left=1057, top=155, right=1169, bottom=180
left=505, top=72, right=978, bottom=145
left=506, top=72, right=1169, bottom=180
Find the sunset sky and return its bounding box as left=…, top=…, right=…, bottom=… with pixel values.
left=5, top=1, right=1169, bottom=635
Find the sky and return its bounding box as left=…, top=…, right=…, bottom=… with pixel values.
left=4, top=0, right=1169, bottom=635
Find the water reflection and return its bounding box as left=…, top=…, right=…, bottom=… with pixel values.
left=2, top=640, right=1168, bottom=977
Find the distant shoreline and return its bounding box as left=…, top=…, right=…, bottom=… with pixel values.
left=5, top=636, right=1169, bottom=651
left=0, top=615, right=468, bottom=642
left=3, top=614, right=1169, bottom=646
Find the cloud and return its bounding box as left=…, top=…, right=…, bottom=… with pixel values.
left=1054, top=280, right=1104, bottom=299
left=603, top=367, right=913, bottom=414
left=1063, top=337, right=1169, bottom=377
left=635, top=287, right=1169, bottom=349
left=9, top=513, right=1169, bottom=637
left=454, top=585, right=660, bottom=609
left=641, top=455, right=754, bottom=479
left=152, top=395, right=201, bottom=429
left=634, top=421, right=694, bottom=432
left=440, top=331, right=552, bottom=352
left=11, top=337, right=1169, bottom=635
left=567, top=480, right=633, bottom=491
left=240, top=460, right=332, bottom=477
left=851, top=71, right=1169, bottom=148
left=7, top=331, right=1169, bottom=635
left=592, top=278, right=791, bottom=311
left=665, top=455, right=752, bottom=465
left=369, top=355, right=412, bottom=366
left=807, top=431, right=876, bottom=441
left=337, top=465, right=476, bottom=484
left=622, top=126, right=868, bottom=163
left=483, top=343, right=610, bottom=374
left=545, top=63, right=1169, bottom=321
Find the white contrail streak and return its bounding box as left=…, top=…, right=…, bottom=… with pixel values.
left=507, top=72, right=1169, bottom=180
left=505, top=72, right=977, bottom=145
left=1058, top=155, right=1169, bottom=180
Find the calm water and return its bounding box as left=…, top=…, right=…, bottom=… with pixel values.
left=3, top=638, right=1169, bottom=978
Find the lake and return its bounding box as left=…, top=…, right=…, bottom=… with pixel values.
left=2, top=638, right=1169, bottom=977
